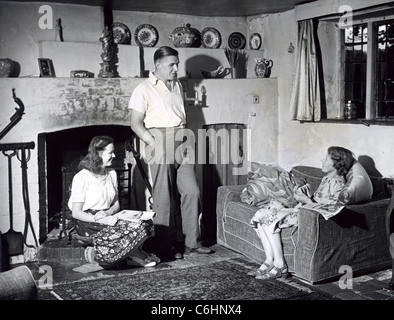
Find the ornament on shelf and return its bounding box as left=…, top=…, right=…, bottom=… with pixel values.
left=344, top=100, right=357, bottom=120
left=98, top=25, right=119, bottom=78
left=0, top=58, right=16, bottom=77
left=254, top=58, right=273, bottom=78
left=70, top=70, right=94, bottom=78
left=55, top=18, right=64, bottom=42
left=200, top=66, right=229, bottom=79
left=224, top=47, right=248, bottom=79
left=169, top=23, right=201, bottom=48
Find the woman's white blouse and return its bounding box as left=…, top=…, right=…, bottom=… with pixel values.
left=68, top=169, right=118, bottom=211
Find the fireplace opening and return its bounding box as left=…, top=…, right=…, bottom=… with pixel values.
left=38, top=125, right=137, bottom=242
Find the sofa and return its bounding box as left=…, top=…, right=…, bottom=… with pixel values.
left=216, top=165, right=392, bottom=284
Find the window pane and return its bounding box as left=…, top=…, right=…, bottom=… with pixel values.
left=386, top=81, right=394, bottom=100
left=345, top=27, right=353, bottom=43
left=361, top=63, right=366, bottom=81
left=378, top=24, right=386, bottom=41
left=376, top=101, right=387, bottom=118
left=376, top=101, right=394, bottom=119
left=362, top=44, right=367, bottom=62
left=387, top=102, right=394, bottom=117
left=387, top=23, right=394, bottom=41
left=377, top=82, right=385, bottom=100
left=363, top=27, right=368, bottom=42
left=345, top=64, right=354, bottom=81
left=376, top=62, right=385, bottom=80
left=342, top=24, right=367, bottom=120
left=345, top=46, right=354, bottom=61
left=344, top=83, right=354, bottom=100
left=387, top=41, right=394, bottom=60
left=354, top=26, right=363, bottom=43
left=387, top=61, right=394, bottom=80
left=354, top=45, right=363, bottom=61
left=354, top=63, right=362, bottom=80
left=357, top=100, right=366, bottom=119
left=378, top=41, right=386, bottom=61
left=353, top=83, right=362, bottom=100
left=376, top=20, right=394, bottom=119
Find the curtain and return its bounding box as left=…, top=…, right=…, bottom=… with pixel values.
left=290, top=19, right=321, bottom=121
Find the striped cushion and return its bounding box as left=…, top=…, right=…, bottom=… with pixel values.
left=240, top=163, right=298, bottom=208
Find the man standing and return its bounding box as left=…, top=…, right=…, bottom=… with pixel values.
left=128, top=46, right=213, bottom=260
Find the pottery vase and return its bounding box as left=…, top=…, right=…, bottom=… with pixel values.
left=231, top=66, right=242, bottom=79
left=0, top=58, right=15, bottom=78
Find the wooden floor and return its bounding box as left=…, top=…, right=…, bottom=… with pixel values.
left=25, top=243, right=394, bottom=301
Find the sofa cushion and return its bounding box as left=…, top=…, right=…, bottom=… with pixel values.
left=338, top=161, right=373, bottom=204
left=240, top=162, right=297, bottom=208
left=290, top=166, right=325, bottom=194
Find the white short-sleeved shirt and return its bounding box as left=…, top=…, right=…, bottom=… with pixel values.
left=128, top=72, right=186, bottom=128
left=68, top=169, right=118, bottom=212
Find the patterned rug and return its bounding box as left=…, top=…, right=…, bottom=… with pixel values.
left=46, top=257, right=336, bottom=301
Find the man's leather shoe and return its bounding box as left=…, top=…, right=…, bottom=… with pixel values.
left=186, top=246, right=214, bottom=254
left=173, top=251, right=183, bottom=259
left=169, top=247, right=183, bottom=259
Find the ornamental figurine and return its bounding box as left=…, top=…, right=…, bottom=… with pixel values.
left=98, top=25, right=119, bottom=78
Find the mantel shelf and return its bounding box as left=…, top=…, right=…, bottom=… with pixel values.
left=35, top=40, right=267, bottom=79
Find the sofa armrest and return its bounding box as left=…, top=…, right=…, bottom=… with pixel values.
left=216, top=185, right=246, bottom=241
left=295, top=197, right=391, bottom=283
left=216, top=185, right=246, bottom=220
left=217, top=184, right=245, bottom=200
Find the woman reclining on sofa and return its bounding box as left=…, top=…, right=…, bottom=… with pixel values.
left=248, top=146, right=356, bottom=280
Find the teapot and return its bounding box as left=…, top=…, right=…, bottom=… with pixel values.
left=254, top=58, right=273, bottom=78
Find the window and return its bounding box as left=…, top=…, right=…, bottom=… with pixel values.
left=344, top=24, right=368, bottom=118
left=376, top=21, right=394, bottom=119
left=341, top=14, right=394, bottom=122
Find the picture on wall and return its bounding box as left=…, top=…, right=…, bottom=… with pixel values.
left=38, top=58, right=55, bottom=77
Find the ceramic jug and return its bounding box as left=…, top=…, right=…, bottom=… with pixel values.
left=169, top=23, right=201, bottom=48
left=254, top=58, right=273, bottom=78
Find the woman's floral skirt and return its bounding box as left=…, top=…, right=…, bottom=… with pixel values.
left=93, top=219, right=155, bottom=266
left=251, top=207, right=299, bottom=234
left=76, top=219, right=154, bottom=266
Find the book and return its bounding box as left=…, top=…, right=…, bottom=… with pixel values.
left=302, top=202, right=345, bottom=220
left=114, top=210, right=156, bottom=222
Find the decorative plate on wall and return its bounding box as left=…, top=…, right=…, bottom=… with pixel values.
left=249, top=33, right=262, bottom=50
left=201, top=27, right=222, bottom=49
left=228, top=32, right=246, bottom=49
left=112, top=22, right=131, bottom=44
left=134, top=24, right=159, bottom=47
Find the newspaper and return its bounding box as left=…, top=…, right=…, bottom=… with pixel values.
left=302, top=202, right=345, bottom=220
left=115, top=210, right=156, bottom=222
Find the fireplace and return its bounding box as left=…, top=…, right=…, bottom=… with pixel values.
left=0, top=78, right=154, bottom=260
left=37, top=124, right=144, bottom=242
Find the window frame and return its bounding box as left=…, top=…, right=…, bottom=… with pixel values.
left=339, top=12, right=394, bottom=124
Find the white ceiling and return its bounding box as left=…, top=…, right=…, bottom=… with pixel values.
left=6, top=0, right=317, bottom=17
